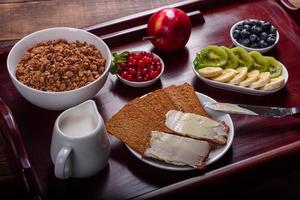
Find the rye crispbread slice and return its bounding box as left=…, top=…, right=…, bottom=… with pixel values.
left=164, top=83, right=209, bottom=117
left=129, top=97, right=171, bottom=133
left=136, top=89, right=177, bottom=133
left=106, top=103, right=158, bottom=155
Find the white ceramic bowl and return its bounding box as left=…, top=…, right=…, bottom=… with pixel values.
left=7, top=27, right=111, bottom=110
left=192, top=62, right=288, bottom=96
left=230, top=19, right=279, bottom=53
left=116, top=51, right=164, bottom=87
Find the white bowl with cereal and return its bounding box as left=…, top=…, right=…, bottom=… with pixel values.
left=7, top=27, right=111, bottom=110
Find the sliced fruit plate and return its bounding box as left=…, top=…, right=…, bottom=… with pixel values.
left=193, top=45, right=288, bottom=96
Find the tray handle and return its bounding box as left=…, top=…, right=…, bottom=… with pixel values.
left=0, top=98, right=43, bottom=200
left=86, top=0, right=205, bottom=37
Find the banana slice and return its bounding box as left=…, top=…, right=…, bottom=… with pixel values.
left=198, top=67, right=223, bottom=78
left=239, top=70, right=260, bottom=87
left=262, top=76, right=285, bottom=90
left=229, top=67, right=248, bottom=85
left=212, top=68, right=237, bottom=82
left=250, top=72, right=271, bottom=89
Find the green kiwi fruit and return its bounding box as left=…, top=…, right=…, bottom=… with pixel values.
left=193, top=45, right=228, bottom=69
left=221, top=46, right=238, bottom=69
left=248, top=51, right=270, bottom=72
left=265, top=56, right=282, bottom=78
left=231, top=47, right=253, bottom=69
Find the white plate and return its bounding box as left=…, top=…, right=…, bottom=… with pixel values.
left=192, top=62, right=288, bottom=96
left=125, top=92, right=234, bottom=171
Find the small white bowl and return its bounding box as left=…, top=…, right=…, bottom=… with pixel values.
left=230, top=19, right=279, bottom=53
left=116, top=51, right=164, bottom=88
left=7, top=27, right=112, bottom=110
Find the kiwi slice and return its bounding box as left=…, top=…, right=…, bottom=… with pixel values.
left=248, top=51, right=269, bottom=72
left=231, top=47, right=253, bottom=69
left=193, top=45, right=228, bottom=69
left=221, top=46, right=238, bottom=69
left=265, top=56, right=282, bottom=78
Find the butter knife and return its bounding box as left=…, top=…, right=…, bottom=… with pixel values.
left=204, top=102, right=300, bottom=118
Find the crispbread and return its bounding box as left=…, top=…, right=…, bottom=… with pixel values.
left=106, top=103, right=159, bottom=155
left=137, top=89, right=176, bottom=133
left=151, top=89, right=176, bottom=113
left=164, top=83, right=209, bottom=117
left=129, top=97, right=171, bottom=133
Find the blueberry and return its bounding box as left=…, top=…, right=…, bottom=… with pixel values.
left=236, top=24, right=244, bottom=31
left=251, top=26, right=262, bottom=34
left=262, top=22, right=271, bottom=31
left=243, top=24, right=251, bottom=31
left=256, top=26, right=263, bottom=33
left=259, top=40, right=269, bottom=48
left=268, top=33, right=276, bottom=38
left=254, top=20, right=262, bottom=26
left=249, top=34, right=259, bottom=43
left=250, top=26, right=256, bottom=33
left=240, top=29, right=251, bottom=39
left=270, top=26, right=277, bottom=34
left=233, top=30, right=240, bottom=39
left=243, top=20, right=254, bottom=26
left=266, top=37, right=276, bottom=45
left=260, top=32, right=268, bottom=40
left=250, top=43, right=259, bottom=48
left=241, top=38, right=250, bottom=47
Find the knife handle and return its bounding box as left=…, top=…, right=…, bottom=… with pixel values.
left=292, top=107, right=300, bottom=117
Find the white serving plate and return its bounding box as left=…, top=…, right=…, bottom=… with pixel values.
left=192, top=62, right=288, bottom=96
left=125, top=92, right=234, bottom=171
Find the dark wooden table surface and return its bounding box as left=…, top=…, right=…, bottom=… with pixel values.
left=1, top=0, right=300, bottom=200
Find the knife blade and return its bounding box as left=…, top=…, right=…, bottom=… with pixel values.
left=204, top=102, right=300, bottom=118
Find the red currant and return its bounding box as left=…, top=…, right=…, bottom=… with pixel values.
left=142, top=67, right=148, bottom=75
left=143, top=74, right=150, bottom=81
left=136, top=76, right=143, bottom=82
left=137, top=60, right=145, bottom=68
left=149, top=70, right=159, bottom=79
left=136, top=69, right=142, bottom=77
left=121, top=71, right=129, bottom=79
left=149, top=65, right=155, bottom=70
left=127, top=62, right=133, bottom=68
left=128, top=68, right=137, bottom=76
left=119, top=63, right=127, bottom=69
left=128, top=55, right=134, bottom=61
left=156, top=64, right=162, bottom=72
left=128, top=74, right=134, bottom=81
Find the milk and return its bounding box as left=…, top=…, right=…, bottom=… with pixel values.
left=51, top=100, right=111, bottom=179
left=59, top=114, right=97, bottom=138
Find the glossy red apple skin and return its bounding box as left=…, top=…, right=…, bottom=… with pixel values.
left=147, top=8, right=192, bottom=52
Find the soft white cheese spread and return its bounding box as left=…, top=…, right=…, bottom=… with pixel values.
left=165, top=110, right=227, bottom=143
left=144, top=131, right=210, bottom=168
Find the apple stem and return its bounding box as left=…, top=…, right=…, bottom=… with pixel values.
left=142, top=36, right=157, bottom=40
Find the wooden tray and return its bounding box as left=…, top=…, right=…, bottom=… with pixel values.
left=1, top=0, right=300, bottom=199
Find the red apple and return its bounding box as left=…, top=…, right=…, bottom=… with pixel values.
left=147, top=8, right=192, bottom=52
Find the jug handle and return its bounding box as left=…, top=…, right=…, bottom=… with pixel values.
left=54, top=146, right=72, bottom=179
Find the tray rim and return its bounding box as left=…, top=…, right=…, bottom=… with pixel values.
left=1, top=0, right=300, bottom=199
left=134, top=140, right=300, bottom=200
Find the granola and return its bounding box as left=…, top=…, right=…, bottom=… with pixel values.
left=16, top=39, right=106, bottom=92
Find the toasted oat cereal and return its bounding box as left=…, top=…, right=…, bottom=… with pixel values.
left=15, top=39, right=106, bottom=92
